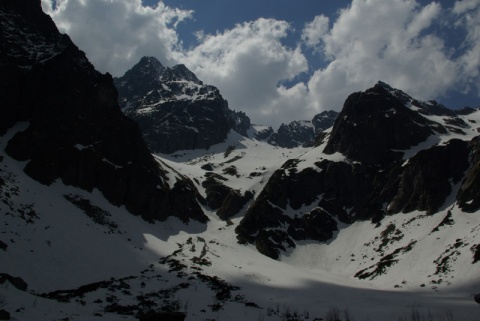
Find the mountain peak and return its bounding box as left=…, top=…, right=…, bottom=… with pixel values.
left=139, top=55, right=162, bottom=65
left=375, top=80, right=393, bottom=90
left=324, top=82, right=441, bottom=164
left=371, top=81, right=456, bottom=117
left=369, top=81, right=412, bottom=104
left=114, top=57, right=251, bottom=153
left=126, top=55, right=165, bottom=78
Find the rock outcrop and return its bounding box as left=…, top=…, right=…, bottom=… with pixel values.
left=457, top=136, right=480, bottom=213
left=202, top=172, right=253, bottom=220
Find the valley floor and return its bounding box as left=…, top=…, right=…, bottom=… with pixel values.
left=1, top=127, right=480, bottom=321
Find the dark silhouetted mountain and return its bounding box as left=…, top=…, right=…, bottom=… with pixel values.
left=114, top=57, right=250, bottom=154
left=324, top=82, right=446, bottom=165
left=0, top=0, right=207, bottom=223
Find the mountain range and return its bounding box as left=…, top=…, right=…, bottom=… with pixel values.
left=1, top=1, right=479, bottom=321
left=114, top=56, right=338, bottom=152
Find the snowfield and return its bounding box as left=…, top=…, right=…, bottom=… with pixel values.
left=1, top=120, right=480, bottom=320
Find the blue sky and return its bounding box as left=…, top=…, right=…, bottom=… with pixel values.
left=42, top=0, right=480, bottom=128
left=158, top=0, right=350, bottom=43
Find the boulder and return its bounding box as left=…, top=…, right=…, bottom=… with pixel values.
left=0, top=309, right=10, bottom=320
left=0, top=273, right=28, bottom=291
left=474, top=294, right=480, bottom=304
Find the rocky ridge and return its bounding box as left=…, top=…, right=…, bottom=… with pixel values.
left=253, top=111, right=339, bottom=148
left=236, top=82, right=480, bottom=259
left=115, top=57, right=338, bottom=151
left=0, top=0, right=207, bottom=224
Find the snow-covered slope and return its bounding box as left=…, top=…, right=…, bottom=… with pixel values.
left=2, top=124, right=480, bottom=320
left=158, top=109, right=480, bottom=286
left=2, top=2, right=480, bottom=320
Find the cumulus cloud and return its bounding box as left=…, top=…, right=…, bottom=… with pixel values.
left=453, top=0, right=480, bottom=95
left=41, top=0, right=192, bottom=76
left=41, top=1, right=310, bottom=127
left=301, top=15, right=329, bottom=50
left=302, top=0, right=480, bottom=113
left=177, top=19, right=309, bottom=127
left=303, top=0, right=460, bottom=112
left=453, top=0, right=479, bottom=14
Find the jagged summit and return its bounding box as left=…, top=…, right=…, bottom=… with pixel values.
left=114, top=56, right=250, bottom=154
left=132, top=56, right=165, bottom=75
left=252, top=111, right=339, bottom=148
left=267, top=120, right=314, bottom=148
left=114, top=56, right=215, bottom=110
left=116, top=57, right=341, bottom=152
left=113, top=56, right=165, bottom=105
left=324, top=81, right=444, bottom=165
left=375, top=80, right=456, bottom=116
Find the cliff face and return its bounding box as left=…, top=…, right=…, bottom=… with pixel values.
left=0, top=0, right=207, bottom=223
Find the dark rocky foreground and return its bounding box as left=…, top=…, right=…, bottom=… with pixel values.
left=0, top=0, right=207, bottom=223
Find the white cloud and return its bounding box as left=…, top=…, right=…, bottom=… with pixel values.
left=41, top=0, right=192, bottom=76
left=40, top=0, right=479, bottom=128
left=453, top=0, right=480, bottom=95
left=301, top=15, right=329, bottom=50
left=177, top=18, right=309, bottom=127
left=303, top=0, right=463, bottom=112
left=453, top=0, right=479, bottom=14
left=41, top=2, right=310, bottom=127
